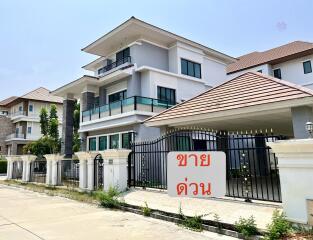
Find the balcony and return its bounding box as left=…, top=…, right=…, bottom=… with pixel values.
left=6, top=133, right=25, bottom=141
left=10, top=111, right=27, bottom=118
left=82, top=96, right=173, bottom=122
left=97, top=56, right=132, bottom=77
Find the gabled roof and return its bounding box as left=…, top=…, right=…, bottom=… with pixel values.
left=145, top=72, right=313, bottom=126
left=82, top=16, right=236, bottom=64
left=227, top=41, right=313, bottom=74
left=20, top=87, right=63, bottom=104
left=0, top=96, right=18, bottom=106
left=0, top=87, right=63, bottom=107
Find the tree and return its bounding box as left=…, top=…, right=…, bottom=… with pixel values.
left=49, top=104, right=58, bottom=120
left=73, top=102, right=80, bottom=133
left=49, top=118, right=59, bottom=140
left=39, top=108, right=49, bottom=136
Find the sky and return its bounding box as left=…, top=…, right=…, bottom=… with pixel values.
left=0, top=0, right=313, bottom=100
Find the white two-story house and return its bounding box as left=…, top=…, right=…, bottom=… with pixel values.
left=52, top=17, right=235, bottom=155
left=227, top=41, right=313, bottom=89
left=0, top=87, right=63, bottom=155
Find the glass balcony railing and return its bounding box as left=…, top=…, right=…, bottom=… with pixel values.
left=82, top=96, right=174, bottom=122
left=97, top=56, right=132, bottom=76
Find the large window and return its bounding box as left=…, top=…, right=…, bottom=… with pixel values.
left=108, top=90, right=127, bottom=103
left=89, top=137, right=97, bottom=151
left=110, top=134, right=120, bottom=149
left=273, top=69, right=282, bottom=79
left=157, top=86, right=176, bottom=105
left=27, top=127, right=32, bottom=134
left=98, top=136, right=107, bottom=151
left=181, top=59, right=201, bottom=78
left=116, top=47, right=130, bottom=61
left=29, top=104, right=33, bottom=112
left=303, top=60, right=312, bottom=74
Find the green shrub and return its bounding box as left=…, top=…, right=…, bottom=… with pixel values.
left=235, top=215, right=258, bottom=237
left=182, top=215, right=203, bottom=231
left=213, top=213, right=222, bottom=230
left=97, top=187, right=121, bottom=208
left=142, top=201, right=151, bottom=217
left=0, top=160, right=7, bottom=174
left=265, top=210, right=291, bottom=240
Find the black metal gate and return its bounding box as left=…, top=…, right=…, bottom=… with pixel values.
left=129, top=129, right=284, bottom=202
left=58, top=160, right=79, bottom=188
left=30, top=159, right=47, bottom=183
left=94, top=154, right=104, bottom=190
left=12, top=161, right=23, bottom=180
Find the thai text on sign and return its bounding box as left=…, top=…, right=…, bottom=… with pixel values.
left=167, top=152, right=226, bottom=198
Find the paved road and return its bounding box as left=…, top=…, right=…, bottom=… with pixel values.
left=0, top=185, right=236, bottom=240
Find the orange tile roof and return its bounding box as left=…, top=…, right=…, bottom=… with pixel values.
left=145, top=72, right=313, bottom=125
left=227, top=41, right=313, bottom=74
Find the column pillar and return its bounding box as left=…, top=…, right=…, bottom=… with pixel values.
left=87, top=158, right=95, bottom=191
left=267, top=139, right=313, bottom=224
left=100, top=149, right=131, bottom=192
left=44, top=154, right=62, bottom=186
left=291, top=106, right=313, bottom=139
left=61, top=94, right=75, bottom=158
left=20, top=155, right=36, bottom=182
left=5, top=156, right=14, bottom=180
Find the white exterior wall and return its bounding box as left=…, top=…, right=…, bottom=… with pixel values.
left=272, top=54, right=313, bottom=88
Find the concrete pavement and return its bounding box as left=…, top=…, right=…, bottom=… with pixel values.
left=0, top=185, right=236, bottom=240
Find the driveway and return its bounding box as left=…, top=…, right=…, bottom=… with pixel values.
left=0, top=185, right=236, bottom=240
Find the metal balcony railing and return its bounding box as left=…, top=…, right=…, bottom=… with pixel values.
left=97, top=56, right=131, bottom=76
left=82, top=96, right=174, bottom=122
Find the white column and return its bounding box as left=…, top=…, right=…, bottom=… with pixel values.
left=45, top=160, right=52, bottom=185
left=44, top=154, right=62, bottom=186
left=79, top=159, right=87, bottom=189
left=267, top=139, right=313, bottom=224
left=5, top=157, right=14, bottom=180
left=20, top=155, right=37, bottom=182
left=100, top=149, right=131, bottom=192
left=87, top=158, right=94, bottom=191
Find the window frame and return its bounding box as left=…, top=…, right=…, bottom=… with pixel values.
left=303, top=60, right=312, bottom=74
left=157, top=86, right=176, bottom=105
left=27, top=126, right=32, bottom=134
left=273, top=68, right=282, bottom=79
left=108, top=89, right=127, bottom=104
left=29, top=104, right=33, bottom=112
left=180, top=58, right=202, bottom=79
left=88, top=137, right=97, bottom=151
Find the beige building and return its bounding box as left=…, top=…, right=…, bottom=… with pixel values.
left=0, top=87, right=63, bottom=155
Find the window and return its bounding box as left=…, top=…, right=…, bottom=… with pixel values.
left=88, top=137, right=97, bottom=151
left=18, top=106, right=23, bottom=112
left=157, top=86, right=176, bottom=105
left=108, top=90, right=127, bottom=103
left=122, top=133, right=131, bottom=149
left=27, top=127, right=32, bottom=134
left=110, top=134, right=120, bottom=149
left=29, top=105, right=33, bottom=112
left=273, top=69, right=282, bottom=79
left=303, top=60, right=312, bottom=74
left=181, top=59, right=201, bottom=78
left=257, top=70, right=262, bottom=73
left=98, top=136, right=107, bottom=151
left=116, top=47, right=130, bottom=61
left=15, top=128, right=19, bottom=134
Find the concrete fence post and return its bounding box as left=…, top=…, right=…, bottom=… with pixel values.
left=100, top=149, right=131, bottom=192
left=20, top=155, right=37, bottom=182
left=5, top=156, right=14, bottom=180
left=44, top=154, right=62, bottom=186
left=267, top=139, right=313, bottom=225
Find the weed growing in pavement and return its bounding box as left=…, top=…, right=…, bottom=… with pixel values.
left=142, top=201, right=151, bottom=217
left=265, top=210, right=291, bottom=240
left=97, top=186, right=122, bottom=208
left=235, top=215, right=258, bottom=238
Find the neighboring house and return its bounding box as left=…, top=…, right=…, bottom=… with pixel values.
left=52, top=17, right=235, bottom=156
left=0, top=87, right=63, bottom=155
left=227, top=41, right=313, bottom=89
left=145, top=72, right=313, bottom=139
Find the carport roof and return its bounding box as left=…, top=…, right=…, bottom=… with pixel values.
left=144, top=72, right=313, bottom=127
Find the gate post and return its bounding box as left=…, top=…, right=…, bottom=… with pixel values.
left=100, top=149, right=131, bottom=192
left=44, top=154, right=62, bottom=186
left=75, top=152, right=88, bottom=190
left=267, top=139, right=313, bottom=224
left=87, top=157, right=94, bottom=191
left=5, top=156, right=15, bottom=180
left=20, top=155, right=37, bottom=182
